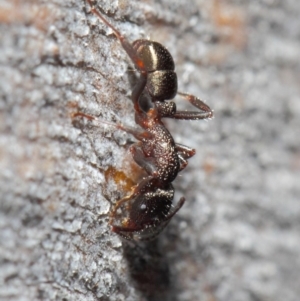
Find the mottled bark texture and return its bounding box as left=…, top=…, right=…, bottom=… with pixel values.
left=1, top=0, right=300, bottom=301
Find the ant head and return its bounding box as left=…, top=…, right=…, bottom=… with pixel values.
left=129, top=187, right=173, bottom=227
left=110, top=183, right=175, bottom=240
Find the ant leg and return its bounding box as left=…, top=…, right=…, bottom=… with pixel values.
left=176, top=143, right=196, bottom=159
left=178, top=92, right=213, bottom=114
left=130, top=144, right=158, bottom=177
left=110, top=192, right=145, bottom=235
left=172, top=110, right=212, bottom=120
left=72, top=111, right=95, bottom=121
left=109, top=189, right=136, bottom=218
left=110, top=176, right=153, bottom=219
left=110, top=177, right=157, bottom=234
left=73, top=111, right=152, bottom=141
left=171, top=92, right=214, bottom=120
left=110, top=176, right=156, bottom=215
left=86, top=0, right=147, bottom=113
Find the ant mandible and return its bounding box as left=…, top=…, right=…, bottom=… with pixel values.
left=86, top=0, right=214, bottom=121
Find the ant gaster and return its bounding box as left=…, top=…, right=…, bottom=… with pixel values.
left=79, top=1, right=213, bottom=240
left=86, top=0, right=214, bottom=121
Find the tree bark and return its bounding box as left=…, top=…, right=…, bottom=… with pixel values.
left=1, top=0, right=300, bottom=300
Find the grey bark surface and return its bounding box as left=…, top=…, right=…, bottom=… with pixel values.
left=1, top=0, right=300, bottom=300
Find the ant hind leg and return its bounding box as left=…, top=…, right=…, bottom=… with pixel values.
left=172, top=92, right=214, bottom=120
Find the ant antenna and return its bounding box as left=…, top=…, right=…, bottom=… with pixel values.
left=86, top=0, right=146, bottom=72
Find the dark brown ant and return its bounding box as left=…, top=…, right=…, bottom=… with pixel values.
left=76, top=1, right=213, bottom=240
left=86, top=0, right=214, bottom=121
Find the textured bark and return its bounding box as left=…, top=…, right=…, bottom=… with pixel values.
left=1, top=0, right=300, bottom=300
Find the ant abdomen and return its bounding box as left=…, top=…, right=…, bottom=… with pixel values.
left=132, top=40, right=175, bottom=71
left=132, top=39, right=178, bottom=101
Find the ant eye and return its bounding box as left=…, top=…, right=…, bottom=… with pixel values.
left=140, top=203, right=147, bottom=211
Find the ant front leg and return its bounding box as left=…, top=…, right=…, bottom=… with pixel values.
left=109, top=176, right=154, bottom=226
left=109, top=190, right=136, bottom=219
left=73, top=111, right=153, bottom=142
left=173, top=92, right=214, bottom=120
left=72, top=111, right=95, bottom=121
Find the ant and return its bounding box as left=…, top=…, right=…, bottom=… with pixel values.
left=75, top=1, right=213, bottom=240
left=85, top=0, right=214, bottom=121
